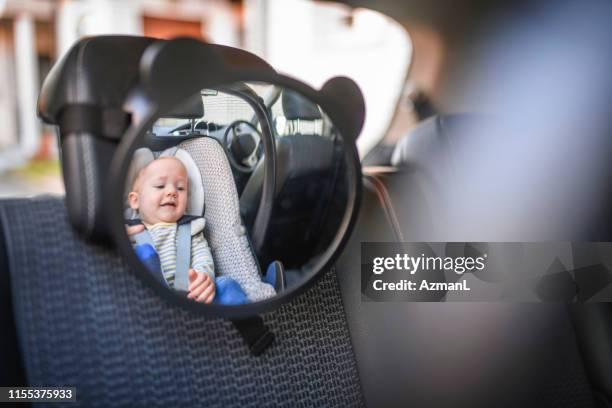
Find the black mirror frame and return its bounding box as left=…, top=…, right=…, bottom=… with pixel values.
left=107, top=37, right=364, bottom=319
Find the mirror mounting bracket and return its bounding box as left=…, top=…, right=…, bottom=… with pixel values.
left=231, top=316, right=275, bottom=356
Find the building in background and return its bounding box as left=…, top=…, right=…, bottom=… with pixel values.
left=0, top=0, right=241, bottom=174
left=0, top=0, right=410, bottom=195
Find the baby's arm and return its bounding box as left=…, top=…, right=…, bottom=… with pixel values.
left=190, top=232, right=215, bottom=280
left=187, top=231, right=216, bottom=303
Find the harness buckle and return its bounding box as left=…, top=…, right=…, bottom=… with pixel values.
left=232, top=316, right=275, bottom=356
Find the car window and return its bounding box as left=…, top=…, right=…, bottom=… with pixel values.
left=152, top=89, right=256, bottom=137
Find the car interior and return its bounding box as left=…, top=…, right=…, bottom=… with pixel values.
left=2, top=7, right=612, bottom=408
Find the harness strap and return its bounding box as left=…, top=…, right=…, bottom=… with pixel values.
left=132, top=222, right=192, bottom=291
left=174, top=223, right=192, bottom=292
left=133, top=229, right=155, bottom=247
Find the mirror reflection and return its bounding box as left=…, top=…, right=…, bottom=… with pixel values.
left=124, top=82, right=349, bottom=306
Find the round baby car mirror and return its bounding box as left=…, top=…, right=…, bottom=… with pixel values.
left=107, top=38, right=364, bottom=320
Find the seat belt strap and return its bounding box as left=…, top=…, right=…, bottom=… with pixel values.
left=133, top=229, right=154, bottom=247
left=174, top=223, right=191, bottom=292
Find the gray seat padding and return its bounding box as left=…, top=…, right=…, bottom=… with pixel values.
left=0, top=197, right=364, bottom=407
left=175, top=138, right=276, bottom=301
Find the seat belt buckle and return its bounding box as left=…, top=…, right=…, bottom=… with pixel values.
left=231, top=316, right=275, bottom=356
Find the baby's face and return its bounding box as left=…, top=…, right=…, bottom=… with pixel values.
left=129, top=158, right=189, bottom=224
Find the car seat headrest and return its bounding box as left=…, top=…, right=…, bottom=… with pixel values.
left=126, top=147, right=205, bottom=219
left=164, top=92, right=204, bottom=119
left=38, top=36, right=156, bottom=127
left=282, top=89, right=322, bottom=121
left=36, top=35, right=279, bottom=243
left=35, top=37, right=160, bottom=242
left=390, top=114, right=490, bottom=168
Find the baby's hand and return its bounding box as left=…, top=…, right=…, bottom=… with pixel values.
left=187, top=269, right=215, bottom=304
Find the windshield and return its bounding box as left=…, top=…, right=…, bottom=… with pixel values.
left=152, top=83, right=277, bottom=137
left=150, top=82, right=332, bottom=140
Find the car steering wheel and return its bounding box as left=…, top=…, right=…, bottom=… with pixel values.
left=223, top=120, right=262, bottom=173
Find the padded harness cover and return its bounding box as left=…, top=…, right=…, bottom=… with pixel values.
left=1, top=197, right=364, bottom=407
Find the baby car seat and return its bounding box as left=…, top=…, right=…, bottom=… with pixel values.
left=126, top=143, right=276, bottom=301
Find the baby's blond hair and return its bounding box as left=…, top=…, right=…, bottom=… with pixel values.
left=131, top=156, right=188, bottom=193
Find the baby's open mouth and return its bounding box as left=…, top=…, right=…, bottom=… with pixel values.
left=161, top=202, right=176, bottom=207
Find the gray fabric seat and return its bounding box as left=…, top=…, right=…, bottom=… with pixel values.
left=177, top=138, right=276, bottom=300
left=0, top=197, right=364, bottom=407
left=335, top=113, right=597, bottom=407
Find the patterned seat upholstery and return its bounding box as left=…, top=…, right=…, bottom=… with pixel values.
left=0, top=197, right=365, bottom=407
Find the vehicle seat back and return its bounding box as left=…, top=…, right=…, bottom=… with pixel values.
left=280, top=89, right=324, bottom=136
left=0, top=212, right=27, bottom=386
left=240, top=89, right=346, bottom=268
left=336, top=111, right=595, bottom=408
left=0, top=197, right=365, bottom=406
left=336, top=169, right=597, bottom=407
left=333, top=113, right=598, bottom=407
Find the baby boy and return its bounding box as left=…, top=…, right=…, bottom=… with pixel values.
left=128, top=157, right=216, bottom=303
